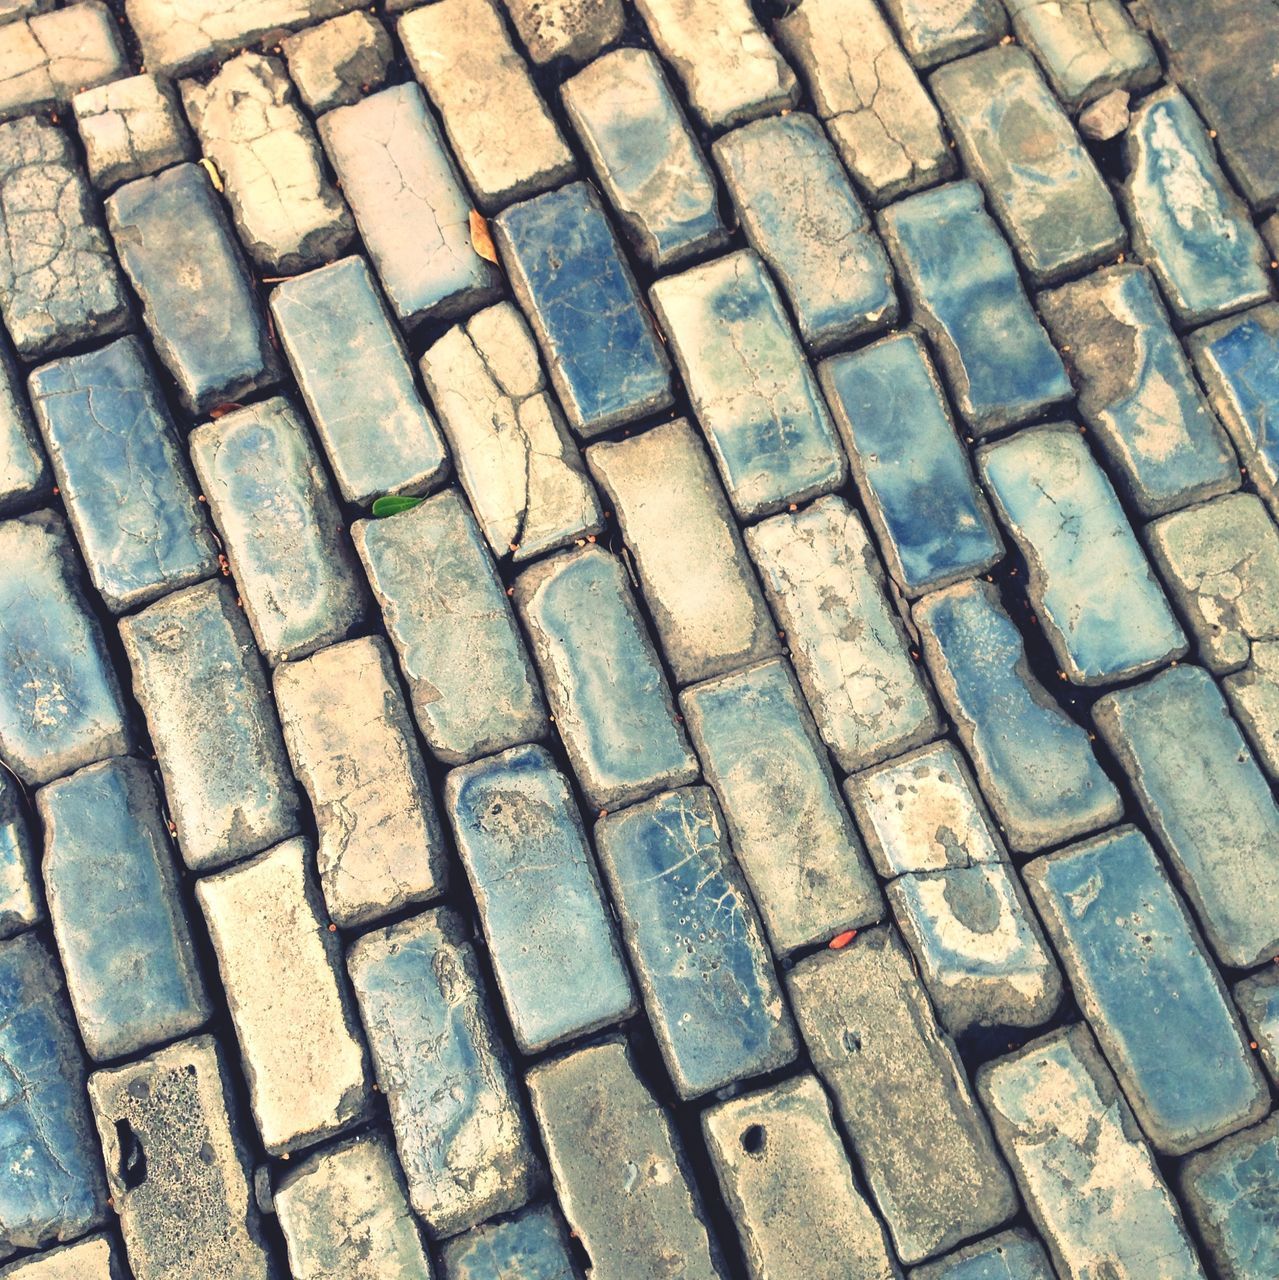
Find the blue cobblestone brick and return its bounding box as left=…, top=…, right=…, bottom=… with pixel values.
left=909, top=1228, right=1054, bottom=1280
left=0, top=771, right=39, bottom=941
left=1234, top=967, right=1279, bottom=1086
left=0, top=342, right=49, bottom=516
left=880, top=0, right=1006, bottom=69
left=439, top=1203, right=581, bottom=1280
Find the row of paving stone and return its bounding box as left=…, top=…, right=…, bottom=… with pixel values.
left=1, top=0, right=1279, bottom=1277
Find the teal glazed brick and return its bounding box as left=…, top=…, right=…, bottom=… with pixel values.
left=444, top=743, right=636, bottom=1054
left=29, top=335, right=217, bottom=613
left=713, top=113, right=897, bottom=351
left=0, top=512, right=129, bottom=788
left=909, top=1228, right=1054, bottom=1280
left=0, top=771, right=39, bottom=941
left=0, top=933, right=107, bottom=1258
left=514, top=547, right=697, bottom=811
left=878, top=181, right=1072, bottom=436
left=650, top=249, right=847, bottom=520
left=977, top=424, right=1186, bottom=685
left=820, top=332, right=1002, bottom=597
left=1124, top=88, right=1272, bottom=329
left=1234, top=967, right=1279, bottom=1085
left=914, top=578, right=1122, bottom=853
left=594, top=787, right=798, bottom=1099
left=1093, top=664, right=1279, bottom=969
left=439, top=1203, right=581, bottom=1280
left=38, top=759, right=210, bottom=1062
left=1025, top=826, right=1269, bottom=1155
left=0, top=341, right=50, bottom=515
left=270, top=256, right=449, bottom=507
left=106, top=164, right=280, bottom=415
left=494, top=182, right=672, bottom=437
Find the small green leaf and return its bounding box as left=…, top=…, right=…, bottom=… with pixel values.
left=372, top=495, right=425, bottom=518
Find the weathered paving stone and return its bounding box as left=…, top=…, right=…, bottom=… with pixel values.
left=0, top=1233, right=124, bottom=1279
left=354, top=490, right=548, bottom=765
left=106, top=164, right=280, bottom=415
left=0, top=3, right=125, bottom=121
left=72, top=74, right=194, bottom=191
left=1223, top=641, right=1279, bottom=781
left=914, top=578, right=1122, bottom=853
left=494, top=182, right=672, bottom=438
left=400, top=0, right=574, bottom=212
left=0, top=512, right=129, bottom=789
left=978, top=424, right=1186, bottom=684
left=594, top=787, right=798, bottom=1098
left=420, top=302, right=601, bottom=562
left=1123, top=88, right=1272, bottom=329
left=879, top=181, right=1072, bottom=435
left=651, top=252, right=846, bottom=519
left=746, top=496, right=939, bottom=772
left=1234, top=967, right=1279, bottom=1085
left=439, top=1202, right=580, bottom=1280
left=29, top=336, right=217, bottom=614
left=503, top=0, right=622, bottom=65
left=347, top=908, right=542, bottom=1237
left=514, top=546, right=697, bottom=810
left=1038, top=265, right=1240, bottom=518
left=0, top=117, right=128, bottom=361
left=181, top=53, right=353, bottom=274
left=0, top=933, right=106, bottom=1258
left=274, top=636, right=448, bottom=931
left=680, top=658, right=884, bottom=954
left=977, top=1025, right=1207, bottom=1280
left=444, top=743, right=636, bottom=1054
left=908, top=1228, right=1054, bottom=1280
left=87, top=1034, right=274, bottom=1280
left=281, top=12, right=392, bottom=114
left=820, top=333, right=1002, bottom=597
left=776, top=0, right=952, bottom=205
left=274, top=1133, right=432, bottom=1280
left=714, top=113, right=897, bottom=351
left=273, top=258, right=448, bottom=508
left=119, top=580, right=300, bottom=872
left=632, top=0, right=797, bottom=130
left=1093, top=664, right=1279, bottom=969
left=701, top=1075, right=898, bottom=1280
left=0, top=341, right=48, bottom=515
left=560, top=48, right=725, bottom=272
left=38, top=758, right=209, bottom=1062
left=878, top=0, right=1006, bottom=69
left=196, top=837, right=370, bottom=1155
left=787, top=928, right=1017, bottom=1265
left=1145, top=493, right=1279, bottom=674
left=318, top=83, right=501, bottom=329
left=525, top=1038, right=724, bottom=1279
left=1025, top=826, right=1269, bottom=1155
left=1078, top=88, right=1132, bottom=142
left=0, top=771, right=38, bottom=940
left=931, top=48, right=1125, bottom=285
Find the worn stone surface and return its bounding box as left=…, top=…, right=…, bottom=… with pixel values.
left=420, top=302, right=601, bottom=562
left=908, top=1228, right=1054, bottom=1280
left=1078, top=88, right=1131, bottom=141
left=1234, top=967, right=1279, bottom=1085
left=503, top=0, right=622, bottom=65
left=0, top=1234, right=123, bottom=1279
left=747, top=496, right=939, bottom=772
left=1223, top=640, right=1279, bottom=781
left=274, top=636, right=448, bottom=930
left=878, top=0, right=1006, bottom=69
left=281, top=12, right=391, bottom=114
left=444, top=742, right=636, bottom=1054
left=438, top=1202, right=581, bottom=1280
left=0, top=3, right=125, bottom=121
left=0, top=772, right=38, bottom=940
left=73, top=74, right=193, bottom=191
left=0, top=341, right=48, bottom=515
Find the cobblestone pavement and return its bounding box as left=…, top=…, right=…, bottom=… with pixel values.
left=0, top=0, right=1277, bottom=1276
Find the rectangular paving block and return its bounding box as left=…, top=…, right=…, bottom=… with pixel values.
left=909, top=1228, right=1054, bottom=1280
left=1092, top=663, right=1279, bottom=969
left=438, top=1202, right=580, bottom=1280
left=701, top=1076, right=898, bottom=1280
left=1235, top=968, right=1279, bottom=1084
left=119, top=579, right=300, bottom=871
left=494, top=182, right=672, bottom=437
left=106, top=164, right=280, bottom=415
left=0, top=512, right=129, bottom=789
left=931, top=47, right=1125, bottom=285
left=0, top=341, right=49, bottom=515
left=280, top=11, right=393, bottom=114
left=651, top=251, right=847, bottom=519
left=72, top=72, right=194, bottom=192
left=560, top=47, right=726, bottom=271
left=0, top=4, right=126, bottom=121
left=514, top=546, right=697, bottom=810
left=878, top=0, right=1006, bottom=69
left=714, top=113, right=897, bottom=351
left=820, top=332, right=1002, bottom=597
left=1223, top=640, right=1279, bottom=781
left=787, top=928, right=1017, bottom=1265
left=190, top=396, right=368, bottom=666
left=444, top=742, right=636, bottom=1054
left=746, top=496, right=939, bottom=772
left=272, top=256, right=448, bottom=509
left=274, top=636, right=448, bottom=930
left=680, top=657, right=883, bottom=954
left=879, top=181, right=1072, bottom=435
left=525, top=1038, right=724, bottom=1279
left=0, top=1233, right=124, bottom=1279
left=38, top=758, right=209, bottom=1062
left=420, top=302, right=602, bottom=562
left=347, top=908, right=542, bottom=1237
left=594, top=787, right=797, bottom=1098
left=318, top=83, right=501, bottom=328
left=0, top=772, right=38, bottom=940
left=502, top=0, right=623, bottom=65
left=0, top=934, right=106, bottom=1258
left=354, top=489, right=548, bottom=765
left=977, top=1025, right=1206, bottom=1280
left=1039, top=265, right=1240, bottom=518
left=29, top=335, right=217, bottom=613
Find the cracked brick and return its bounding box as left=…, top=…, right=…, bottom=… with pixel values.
left=0, top=3, right=125, bottom=122
left=72, top=74, right=194, bottom=192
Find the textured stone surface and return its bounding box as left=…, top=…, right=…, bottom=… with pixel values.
left=1223, top=640, right=1279, bottom=781
left=503, top=0, right=621, bottom=65
left=0, top=1234, right=123, bottom=1279
left=73, top=74, right=193, bottom=191
left=908, top=1228, right=1054, bottom=1280
left=438, top=1202, right=580, bottom=1280
left=1234, top=967, right=1279, bottom=1085
left=281, top=12, right=391, bottom=114
left=0, top=342, right=48, bottom=516
left=1078, top=88, right=1131, bottom=141
left=0, top=4, right=125, bottom=121
left=0, top=772, right=38, bottom=940
left=879, top=0, right=1006, bottom=69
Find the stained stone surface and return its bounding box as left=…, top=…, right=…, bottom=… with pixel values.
left=438, top=1202, right=581, bottom=1280
left=72, top=74, right=194, bottom=191
left=0, top=1234, right=124, bottom=1279
left=1234, top=967, right=1279, bottom=1085
left=281, top=12, right=392, bottom=114
left=1223, top=640, right=1279, bottom=781
left=0, top=771, right=38, bottom=940
left=0, top=342, right=48, bottom=515
left=878, top=0, right=1006, bottom=69
left=908, top=1228, right=1054, bottom=1280
left=503, top=0, right=622, bottom=65
left=0, top=3, right=126, bottom=121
